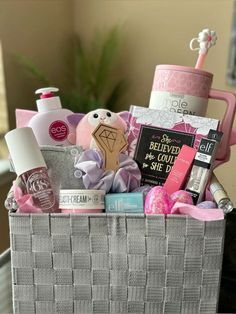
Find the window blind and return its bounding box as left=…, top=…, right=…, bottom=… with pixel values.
left=0, top=42, right=8, bottom=136
left=0, top=41, right=9, bottom=159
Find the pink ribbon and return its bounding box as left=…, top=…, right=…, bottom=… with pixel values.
left=171, top=202, right=224, bottom=221
left=13, top=181, right=42, bottom=213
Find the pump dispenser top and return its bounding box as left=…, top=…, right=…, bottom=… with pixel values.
left=35, top=87, right=62, bottom=113
left=28, top=87, right=74, bottom=146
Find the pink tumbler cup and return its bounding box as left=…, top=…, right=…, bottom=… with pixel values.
left=149, top=65, right=236, bottom=161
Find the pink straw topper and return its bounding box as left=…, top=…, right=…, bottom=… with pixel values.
left=190, top=28, right=217, bottom=69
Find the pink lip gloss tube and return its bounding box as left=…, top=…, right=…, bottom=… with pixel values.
left=5, top=127, right=57, bottom=213
left=163, top=145, right=197, bottom=195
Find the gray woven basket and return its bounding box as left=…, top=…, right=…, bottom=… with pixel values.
left=9, top=213, right=225, bottom=314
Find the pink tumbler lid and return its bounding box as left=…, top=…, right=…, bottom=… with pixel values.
left=155, top=65, right=213, bottom=78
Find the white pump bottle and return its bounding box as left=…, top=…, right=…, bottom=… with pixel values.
left=28, top=87, right=74, bottom=146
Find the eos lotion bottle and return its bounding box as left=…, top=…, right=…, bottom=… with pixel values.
left=5, top=127, right=58, bottom=212
left=28, top=87, right=74, bottom=146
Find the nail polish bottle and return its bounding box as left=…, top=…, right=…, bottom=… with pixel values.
left=5, top=127, right=57, bottom=213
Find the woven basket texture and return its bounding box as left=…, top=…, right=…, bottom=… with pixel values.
left=9, top=213, right=225, bottom=314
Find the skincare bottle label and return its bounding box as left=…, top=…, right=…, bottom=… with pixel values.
left=21, top=167, right=56, bottom=212
left=59, top=190, right=105, bottom=210
left=49, top=120, right=69, bottom=142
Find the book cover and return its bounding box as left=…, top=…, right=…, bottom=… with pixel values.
left=134, top=125, right=195, bottom=186
left=127, top=105, right=219, bottom=157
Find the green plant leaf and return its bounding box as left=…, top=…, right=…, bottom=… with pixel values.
left=93, top=26, right=121, bottom=99
left=61, top=90, right=102, bottom=113
left=74, top=36, right=94, bottom=97
left=15, top=54, right=50, bottom=86
left=104, top=79, right=127, bottom=111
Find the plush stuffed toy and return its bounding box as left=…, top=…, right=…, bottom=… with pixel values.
left=67, top=109, right=130, bottom=149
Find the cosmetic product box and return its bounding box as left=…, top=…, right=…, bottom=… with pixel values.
left=186, top=131, right=223, bottom=205
left=105, top=192, right=144, bottom=213
left=7, top=212, right=225, bottom=314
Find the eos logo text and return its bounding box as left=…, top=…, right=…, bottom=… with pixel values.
left=49, top=120, right=69, bottom=141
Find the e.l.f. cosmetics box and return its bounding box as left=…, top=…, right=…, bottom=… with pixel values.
left=105, top=192, right=144, bottom=213
left=186, top=130, right=223, bottom=204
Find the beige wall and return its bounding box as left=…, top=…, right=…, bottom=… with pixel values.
left=0, top=0, right=74, bottom=129
left=74, top=0, right=236, bottom=203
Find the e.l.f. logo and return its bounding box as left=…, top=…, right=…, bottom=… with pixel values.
left=200, top=141, right=214, bottom=153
